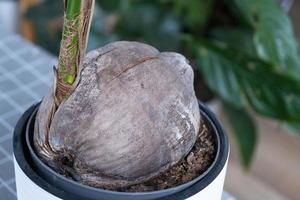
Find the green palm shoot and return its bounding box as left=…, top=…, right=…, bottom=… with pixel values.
left=55, top=0, right=94, bottom=105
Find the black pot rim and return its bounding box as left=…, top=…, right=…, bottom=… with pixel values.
left=13, top=101, right=229, bottom=200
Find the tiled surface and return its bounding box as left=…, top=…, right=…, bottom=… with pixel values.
left=0, top=30, right=55, bottom=199
left=0, top=30, right=234, bottom=199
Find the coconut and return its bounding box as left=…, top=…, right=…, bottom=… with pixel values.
left=34, top=41, right=200, bottom=189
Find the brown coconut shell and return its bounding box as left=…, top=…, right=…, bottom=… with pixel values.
left=34, top=41, right=200, bottom=189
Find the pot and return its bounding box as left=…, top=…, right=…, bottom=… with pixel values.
left=13, top=101, right=229, bottom=200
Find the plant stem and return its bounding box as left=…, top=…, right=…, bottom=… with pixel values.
left=66, top=0, right=81, bottom=18
left=55, top=0, right=94, bottom=105
left=59, top=0, right=81, bottom=85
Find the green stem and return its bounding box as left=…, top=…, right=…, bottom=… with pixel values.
left=58, top=0, right=81, bottom=85
left=66, top=0, right=81, bottom=18
left=55, top=0, right=94, bottom=105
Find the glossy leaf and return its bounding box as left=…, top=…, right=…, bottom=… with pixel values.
left=197, top=43, right=245, bottom=109
left=196, top=40, right=300, bottom=121
left=223, top=102, right=257, bottom=168
left=231, top=0, right=300, bottom=80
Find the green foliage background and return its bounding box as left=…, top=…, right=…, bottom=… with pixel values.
left=26, top=0, right=300, bottom=168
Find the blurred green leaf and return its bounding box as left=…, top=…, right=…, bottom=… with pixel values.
left=231, top=0, right=300, bottom=80
left=210, top=28, right=255, bottom=56
left=196, top=40, right=300, bottom=121
left=115, top=3, right=181, bottom=51
left=223, top=102, right=257, bottom=168
left=96, top=0, right=121, bottom=11
left=173, top=0, right=214, bottom=33
left=197, top=45, right=244, bottom=109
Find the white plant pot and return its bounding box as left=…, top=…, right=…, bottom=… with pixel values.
left=13, top=102, right=229, bottom=200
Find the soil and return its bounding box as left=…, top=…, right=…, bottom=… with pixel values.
left=118, top=121, right=216, bottom=192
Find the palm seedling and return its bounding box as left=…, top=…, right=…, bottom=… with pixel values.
left=34, top=0, right=202, bottom=189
